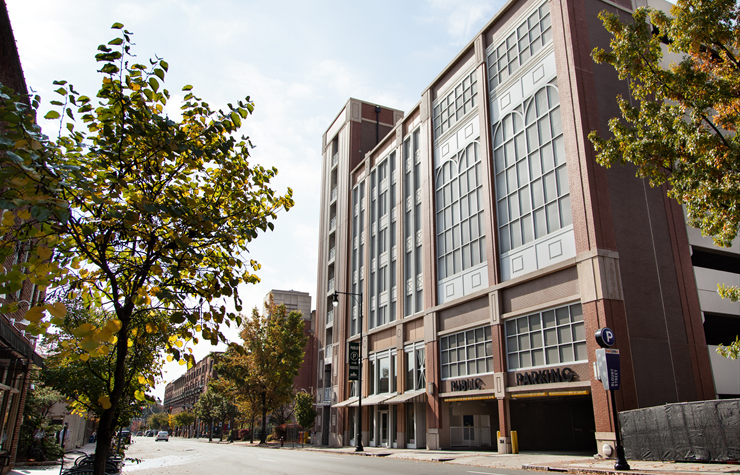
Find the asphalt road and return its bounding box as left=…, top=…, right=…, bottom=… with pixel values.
left=123, top=436, right=534, bottom=475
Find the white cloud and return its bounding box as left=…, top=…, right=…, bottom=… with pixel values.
left=423, top=0, right=501, bottom=45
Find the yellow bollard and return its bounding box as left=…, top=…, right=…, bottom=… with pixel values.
left=511, top=430, right=519, bottom=454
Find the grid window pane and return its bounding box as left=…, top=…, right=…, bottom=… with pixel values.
left=487, top=1, right=553, bottom=91
left=433, top=71, right=478, bottom=140
left=505, top=303, right=586, bottom=370
left=440, top=325, right=494, bottom=380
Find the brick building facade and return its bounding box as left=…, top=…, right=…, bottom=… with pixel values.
left=313, top=0, right=735, bottom=456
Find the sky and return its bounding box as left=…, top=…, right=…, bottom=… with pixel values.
left=7, top=0, right=506, bottom=401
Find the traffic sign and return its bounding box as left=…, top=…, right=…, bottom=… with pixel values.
left=595, top=348, right=620, bottom=390
left=595, top=327, right=616, bottom=348
left=348, top=342, right=360, bottom=381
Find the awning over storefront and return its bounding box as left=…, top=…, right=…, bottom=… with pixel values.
left=383, top=389, right=426, bottom=404
left=0, top=320, right=43, bottom=367
left=333, top=397, right=358, bottom=408
left=348, top=393, right=394, bottom=407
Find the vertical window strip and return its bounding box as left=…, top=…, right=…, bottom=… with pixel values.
left=433, top=71, right=478, bottom=140
left=369, top=349, right=395, bottom=395
left=403, top=129, right=424, bottom=317
left=350, top=182, right=366, bottom=336
left=370, top=156, right=394, bottom=329
left=487, top=2, right=552, bottom=91
left=413, top=130, right=423, bottom=312
left=389, top=152, right=397, bottom=323
left=493, top=82, right=568, bottom=255
left=351, top=185, right=359, bottom=336
left=435, top=142, right=486, bottom=281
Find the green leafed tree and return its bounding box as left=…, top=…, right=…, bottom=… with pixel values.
left=293, top=391, right=317, bottom=436
left=193, top=387, right=231, bottom=442
left=41, top=301, right=168, bottom=429
left=243, top=297, right=307, bottom=444
left=217, top=297, right=307, bottom=444
left=171, top=411, right=196, bottom=435
left=588, top=0, right=740, bottom=359
left=1, top=22, right=293, bottom=474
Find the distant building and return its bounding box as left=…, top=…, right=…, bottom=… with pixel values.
left=46, top=403, right=95, bottom=450
left=265, top=290, right=317, bottom=394
left=163, top=353, right=219, bottom=436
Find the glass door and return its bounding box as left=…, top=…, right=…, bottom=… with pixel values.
left=379, top=410, right=389, bottom=447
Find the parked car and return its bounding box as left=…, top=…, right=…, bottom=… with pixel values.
left=155, top=430, right=169, bottom=442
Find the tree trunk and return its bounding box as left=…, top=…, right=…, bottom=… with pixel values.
left=249, top=416, right=254, bottom=444
left=260, top=392, right=267, bottom=444
left=92, top=317, right=132, bottom=475
left=208, top=420, right=213, bottom=442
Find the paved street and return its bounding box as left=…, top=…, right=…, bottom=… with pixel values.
left=122, top=436, right=532, bottom=475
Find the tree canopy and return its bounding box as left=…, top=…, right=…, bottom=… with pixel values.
left=1, top=23, right=293, bottom=474
left=294, top=391, right=317, bottom=432
left=589, top=0, right=739, bottom=358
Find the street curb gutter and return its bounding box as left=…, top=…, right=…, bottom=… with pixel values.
left=523, top=464, right=679, bottom=475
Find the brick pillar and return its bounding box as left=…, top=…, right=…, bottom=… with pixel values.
left=425, top=340, right=440, bottom=449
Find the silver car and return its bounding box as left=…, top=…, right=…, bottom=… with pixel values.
left=155, top=430, right=169, bottom=441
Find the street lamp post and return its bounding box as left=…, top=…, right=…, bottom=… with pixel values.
left=332, top=291, right=363, bottom=452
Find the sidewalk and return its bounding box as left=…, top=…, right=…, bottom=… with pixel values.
left=9, top=443, right=97, bottom=475
left=284, top=444, right=740, bottom=475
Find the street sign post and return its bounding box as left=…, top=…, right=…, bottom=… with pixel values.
left=595, top=327, right=630, bottom=471
left=348, top=342, right=360, bottom=381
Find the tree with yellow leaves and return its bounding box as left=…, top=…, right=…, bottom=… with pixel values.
left=41, top=301, right=170, bottom=432
left=2, top=22, right=293, bottom=474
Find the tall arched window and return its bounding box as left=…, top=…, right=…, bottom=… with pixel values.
left=492, top=82, right=570, bottom=256
left=435, top=142, right=486, bottom=281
